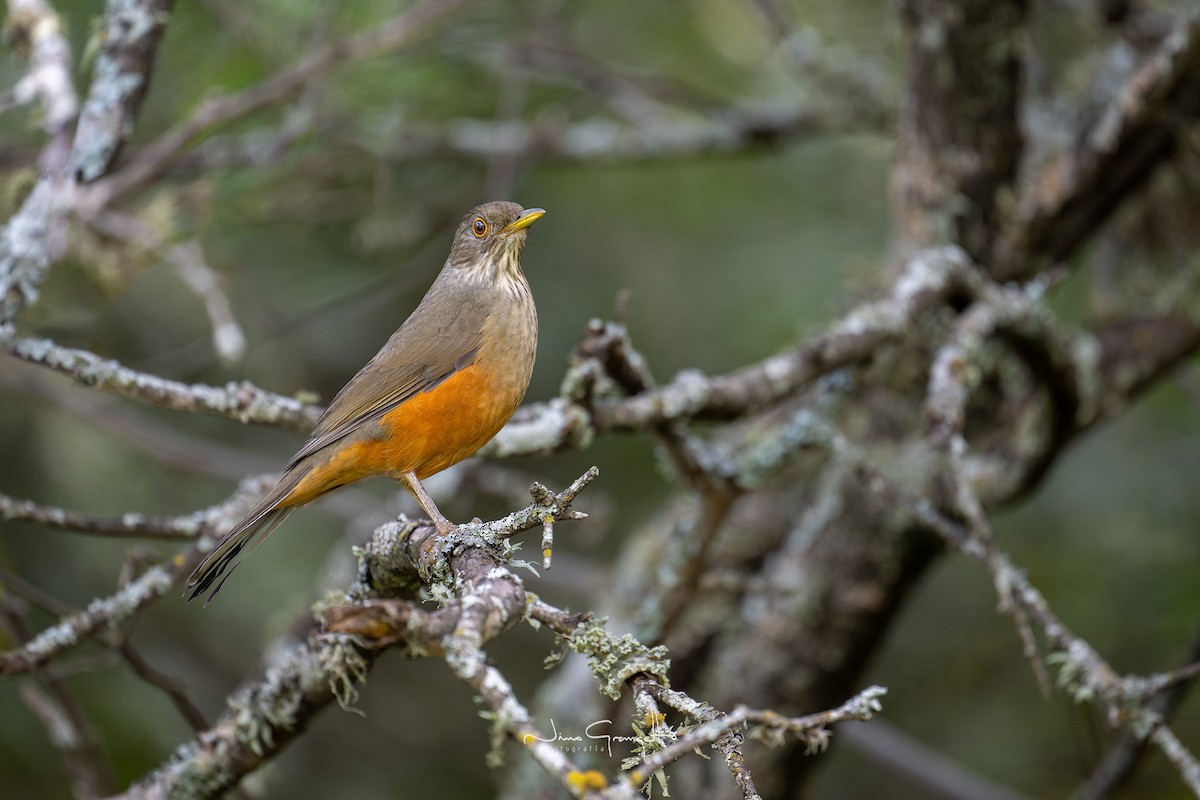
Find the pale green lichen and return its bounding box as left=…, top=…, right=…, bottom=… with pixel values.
left=559, top=620, right=670, bottom=701
left=477, top=706, right=507, bottom=768
left=322, top=635, right=370, bottom=713
left=1049, top=650, right=1094, bottom=703
left=622, top=715, right=679, bottom=795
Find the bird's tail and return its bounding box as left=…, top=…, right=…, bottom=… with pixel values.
left=186, top=477, right=299, bottom=604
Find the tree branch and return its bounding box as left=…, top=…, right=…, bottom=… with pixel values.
left=381, top=96, right=882, bottom=166
left=70, top=0, right=175, bottom=182
left=4, top=0, right=77, bottom=154
left=9, top=337, right=322, bottom=432
left=593, top=247, right=980, bottom=431
left=0, top=478, right=271, bottom=677
left=0, top=490, right=204, bottom=540
left=996, top=12, right=1200, bottom=279
left=121, top=471, right=599, bottom=799
left=808, top=411, right=1200, bottom=796
left=891, top=0, right=1025, bottom=262
left=0, top=0, right=175, bottom=327
left=81, top=0, right=474, bottom=208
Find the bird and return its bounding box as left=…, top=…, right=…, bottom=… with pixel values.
left=186, top=201, right=545, bottom=603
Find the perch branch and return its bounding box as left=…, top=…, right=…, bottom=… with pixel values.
left=122, top=471, right=600, bottom=799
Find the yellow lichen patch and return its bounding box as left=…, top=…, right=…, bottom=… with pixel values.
left=641, top=710, right=666, bottom=728
left=566, top=770, right=608, bottom=790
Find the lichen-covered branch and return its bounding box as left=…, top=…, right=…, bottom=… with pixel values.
left=593, top=247, right=979, bottom=431
left=0, top=558, right=186, bottom=678
left=805, top=411, right=1200, bottom=796
left=891, top=0, right=1025, bottom=262
left=0, top=158, right=72, bottom=326
left=112, top=621, right=374, bottom=800
left=0, top=0, right=176, bottom=328
left=622, top=684, right=886, bottom=790
left=119, top=464, right=884, bottom=799
left=524, top=598, right=884, bottom=797
left=4, top=0, right=77, bottom=148
left=121, top=471, right=599, bottom=799
left=381, top=96, right=885, bottom=165
left=70, top=0, right=175, bottom=182
left=0, top=490, right=205, bottom=539
left=81, top=0, right=475, bottom=208
left=996, top=12, right=1200, bottom=279
left=10, top=337, right=321, bottom=431
left=0, top=477, right=271, bottom=677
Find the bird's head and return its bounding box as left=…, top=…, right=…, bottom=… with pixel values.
left=447, top=201, right=546, bottom=285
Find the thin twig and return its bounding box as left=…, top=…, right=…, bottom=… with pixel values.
left=620, top=685, right=886, bottom=791
left=1072, top=624, right=1200, bottom=800
left=116, top=642, right=209, bottom=731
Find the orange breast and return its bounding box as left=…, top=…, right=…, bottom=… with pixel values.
left=369, top=361, right=523, bottom=480
left=280, top=362, right=523, bottom=508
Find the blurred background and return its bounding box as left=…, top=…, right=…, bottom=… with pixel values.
left=1, top=1, right=1198, bottom=798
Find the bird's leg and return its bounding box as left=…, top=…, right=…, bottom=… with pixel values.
left=402, top=471, right=455, bottom=535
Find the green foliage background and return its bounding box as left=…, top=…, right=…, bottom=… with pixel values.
left=0, top=1, right=1197, bottom=798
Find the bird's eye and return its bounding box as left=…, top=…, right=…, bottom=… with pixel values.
left=472, top=218, right=488, bottom=237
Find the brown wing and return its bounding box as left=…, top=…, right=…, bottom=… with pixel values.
left=285, top=277, right=489, bottom=469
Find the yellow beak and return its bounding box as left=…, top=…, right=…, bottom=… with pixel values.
left=501, top=207, right=546, bottom=234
